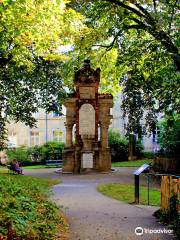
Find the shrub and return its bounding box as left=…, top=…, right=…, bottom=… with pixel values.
left=28, top=145, right=42, bottom=162
left=6, top=146, right=31, bottom=164
left=142, top=151, right=155, bottom=159
left=158, top=115, right=180, bottom=156
left=154, top=195, right=180, bottom=237
left=108, top=130, right=129, bottom=162
left=40, top=141, right=65, bottom=162
left=0, top=175, right=67, bottom=239
left=108, top=130, right=145, bottom=161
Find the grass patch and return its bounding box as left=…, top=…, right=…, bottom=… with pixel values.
left=0, top=164, right=61, bottom=171
left=23, top=165, right=48, bottom=169
left=0, top=174, right=68, bottom=240
left=97, top=183, right=160, bottom=206
left=112, top=159, right=152, bottom=167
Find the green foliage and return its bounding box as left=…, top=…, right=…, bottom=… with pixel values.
left=0, top=174, right=67, bottom=239
left=6, top=146, right=30, bottom=164
left=5, top=141, right=65, bottom=165
left=108, top=130, right=144, bottom=161
left=108, top=129, right=128, bottom=161
left=0, top=0, right=85, bottom=149
left=142, top=152, right=155, bottom=159
left=28, top=145, right=42, bottom=162
left=69, top=0, right=180, bottom=136
left=158, top=115, right=180, bottom=155
left=40, top=141, right=65, bottom=162
left=154, top=195, right=180, bottom=237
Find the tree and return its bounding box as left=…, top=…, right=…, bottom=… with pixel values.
left=69, top=0, right=180, bottom=135
left=0, top=0, right=84, bottom=149
left=70, top=0, right=179, bottom=70
left=158, top=114, right=180, bottom=156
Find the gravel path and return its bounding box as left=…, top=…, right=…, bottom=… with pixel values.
left=25, top=168, right=176, bottom=240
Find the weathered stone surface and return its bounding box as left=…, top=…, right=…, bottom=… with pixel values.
left=82, top=152, right=93, bottom=168
left=79, top=86, right=95, bottom=99
left=62, top=148, right=74, bottom=173
left=79, top=104, right=95, bottom=135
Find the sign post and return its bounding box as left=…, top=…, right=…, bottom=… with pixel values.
left=133, top=164, right=150, bottom=204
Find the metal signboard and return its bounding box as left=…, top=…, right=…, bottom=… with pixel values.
left=133, top=164, right=150, bottom=176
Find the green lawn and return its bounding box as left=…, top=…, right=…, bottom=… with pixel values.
left=112, top=159, right=153, bottom=167
left=23, top=164, right=49, bottom=169
left=0, top=164, right=61, bottom=172
left=1, top=159, right=152, bottom=170
left=97, top=183, right=160, bottom=206
left=0, top=173, right=68, bottom=239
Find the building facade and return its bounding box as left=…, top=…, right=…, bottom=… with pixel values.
left=110, top=93, right=160, bottom=152
left=3, top=95, right=160, bottom=153
left=6, top=109, right=66, bottom=148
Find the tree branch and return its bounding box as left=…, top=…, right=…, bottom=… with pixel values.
left=104, top=0, right=146, bottom=18
left=168, top=0, right=178, bottom=33
left=153, top=0, right=157, bottom=13
left=92, top=30, right=122, bottom=50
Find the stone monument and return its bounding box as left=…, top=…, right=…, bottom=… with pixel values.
left=62, top=60, right=113, bottom=173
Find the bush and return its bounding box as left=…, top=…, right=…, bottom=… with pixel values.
left=40, top=141, right=65, bottom=162
left=154, top=195, right=180, bottom=237
left=28, top=145, right=42, bottom=162
left=108, top=130, right=129, bottom=162
left=142, top=151, right=155, bottom=159
left=6, top=146, right=31, bottom=164
left=108, top=130, right=145, bottom=161
left=6, top=141, right=65, bottom=165
left=158, top=115, right=180, bottom=156
left=0, top=175, right=67, bottom=239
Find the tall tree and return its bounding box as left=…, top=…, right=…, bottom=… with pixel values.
left=69, top=0, right=180, bottom=135
left=0, top=0, right=84, bottom=148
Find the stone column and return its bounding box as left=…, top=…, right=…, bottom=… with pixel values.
left=65, top=124, right=73, bottom=147
left=101, top=125, right=109, bottom=148
left=63, top=98, right=76, bottom=148
left=99, top=99, right=113, bottom=149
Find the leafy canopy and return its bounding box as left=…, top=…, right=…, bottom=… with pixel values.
left=69, top=0, right=180, bottom=134
left=0, top=0, right=85, bottom=148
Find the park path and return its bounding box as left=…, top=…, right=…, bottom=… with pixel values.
left=25, top=168, right=176, bottom=240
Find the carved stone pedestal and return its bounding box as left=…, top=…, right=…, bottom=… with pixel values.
left=62, top=148, right=74, bottom=173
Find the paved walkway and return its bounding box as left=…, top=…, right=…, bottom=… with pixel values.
left=25, top=168, right=176, bottom=240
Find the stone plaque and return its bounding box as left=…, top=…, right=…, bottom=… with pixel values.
left=79, top=104, right=95, bottom=135
left=82, top=153, right=93, bottom=168
left=79, top=87, right=95, bottom=99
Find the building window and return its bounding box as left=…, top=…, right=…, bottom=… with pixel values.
left=30, top=131, right=40, bottom=146
left=53, top=130, right=63, bottom=142
left=8, top=132, right=17, bottom=148
left=152, top=127, right=160, bottom=143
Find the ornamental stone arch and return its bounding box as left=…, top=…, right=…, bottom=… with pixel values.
left=62, top=60, right=113, bottom=174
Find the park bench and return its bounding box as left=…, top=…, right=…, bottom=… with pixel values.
left=45, top=160, right=63, bottom=167
left=6, top=164, right=18, bottom=174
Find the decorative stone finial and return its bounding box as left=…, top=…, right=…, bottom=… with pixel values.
left=74, top=59, right=100, bottom=84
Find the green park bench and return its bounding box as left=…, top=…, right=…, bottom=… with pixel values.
left=45, top=160, right=63, bottom=167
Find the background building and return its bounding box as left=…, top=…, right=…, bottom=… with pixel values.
left=6, top=109, right=66, bottom=148
left=110, top=93, right=160, bottom=152
left=4, top=95, right=160, bottom=152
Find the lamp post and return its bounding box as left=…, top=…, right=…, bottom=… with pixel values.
left=45, top=111, right=48, bottom=143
